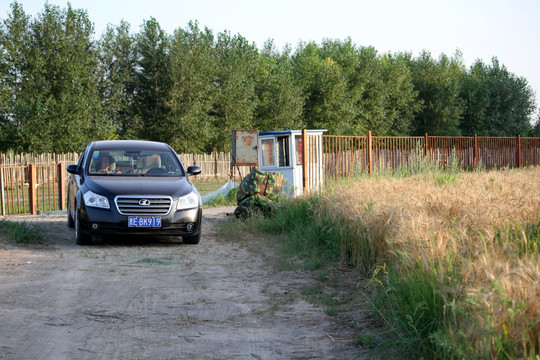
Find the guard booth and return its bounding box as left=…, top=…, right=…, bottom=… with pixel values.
left=232, top=129, right=327, bottom=196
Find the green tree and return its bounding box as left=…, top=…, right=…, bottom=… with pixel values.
left=460, top=58, right=536, bottom=136
left=298, top=40, right=420, bottom=136
left=133, top=17, right=172, bottom=143
left=15, top=3, right=112, bottom=152
left=459, top=59, right=490, bottom=135
left=409, top=51, right=465, bottom=136
left=482, top=58, right=535, bottom=136
left=317, top=39, right=364, bottom=134
left=531, top=113, right=540, bottom=137
left=293, top=41, right=353, bottom=134
left=379, top=53, right=421, bottom=135
left=0, top=1, right=30, bottom=151
left=254, top=40, right=304, bottom=131
left=97, top=20, right=136, bottom=138
left=209, top=31, right=259, bottom=151
left=168, top=21, right=216, bottom=152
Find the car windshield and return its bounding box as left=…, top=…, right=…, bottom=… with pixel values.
left=87, top=149, right=184, bottom=177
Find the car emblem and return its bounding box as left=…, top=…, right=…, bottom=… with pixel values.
left=139, top=199, right=151, bottom=206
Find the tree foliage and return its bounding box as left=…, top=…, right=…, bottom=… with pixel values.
left=0, top=1, right=29, bottom=150
left=408, top=51, right=465, bottom=136
left=97, top=20, right=136, bottom=139
left=254, top=40, right=304, bottom=132
left=0, top=1, right=537, bottom=153
left=133, top=17, right=172, bottom=143
left=169, top=21, right=216, bottom=153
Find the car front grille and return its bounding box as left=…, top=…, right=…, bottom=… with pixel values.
left=115, top=196, right=173, bottom=215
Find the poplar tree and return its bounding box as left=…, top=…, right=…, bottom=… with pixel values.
left=254, top=41, right=304, bottom=131
left=408, top=51, right=465, bottom=136
left=97, top=20, right=137, bottom=138
left=209, top=31, right=258, bottom=151
left=16, top=3, right=112, bottom=152
left=169, top=21, right=216, bottom=152
left=293, top=41, right=353, bottom=134
left=0, top=1, right=30, bottom=151
left=380, top=53, right=421, bottom=136
left=481, top=58, right=535, bottom=136
left=133, top=17, right=172, bottom=143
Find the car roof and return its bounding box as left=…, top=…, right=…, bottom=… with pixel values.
left=89, top=140, right=172, bottom=152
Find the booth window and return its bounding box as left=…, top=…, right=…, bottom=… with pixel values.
left=261, top=139, right=274, bottom=166
left=295, top=135, right=303, bottom=165
left=277, top=136, right=289, bottom=167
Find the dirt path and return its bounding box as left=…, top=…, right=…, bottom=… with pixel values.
left=0, top=207, right=365, bottom=360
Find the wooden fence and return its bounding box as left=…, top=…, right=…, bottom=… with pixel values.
left=1, top=134, right=540, bottom=216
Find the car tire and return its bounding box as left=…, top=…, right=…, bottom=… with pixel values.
left=183, top=231, right=201, bottom=245
left=67, top=204, right=75, bottom=229
left=75, top=212, right=93, bottom=245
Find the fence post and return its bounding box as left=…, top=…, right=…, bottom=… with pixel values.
left=424, top=133, right=429, bottom=157
left=302, top=129, right=308, bottom=194
left=0, top=151, right=4, bottom=216
left=367, top=131, right=373, bottom=176
left=214, top=149, right=218, bottom=178
left=516, top=134, right=522, bottom=168
left=28, top=164, right=37, bottom=215
left=57, top=162, right=66, bottom=210
left=474, top=134, right=478, bottom=168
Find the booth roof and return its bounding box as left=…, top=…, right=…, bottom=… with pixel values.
left=258, top=129, right=327, bottom=136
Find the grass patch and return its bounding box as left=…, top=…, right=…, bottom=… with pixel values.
left=0, top=220, right=43, bottom=244
left=191, top=178, right=227, bottom=195
left=203, top=187, right=238, bottom=207
left=192, top=178, right=239, bottom=207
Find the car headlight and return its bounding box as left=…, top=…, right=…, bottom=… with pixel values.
left=177, top=192, right=199, bottom=210
left=83, top=191, right=110, bottom=209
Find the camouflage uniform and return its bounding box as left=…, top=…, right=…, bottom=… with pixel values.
left=234, top=168, right=283, bottom=219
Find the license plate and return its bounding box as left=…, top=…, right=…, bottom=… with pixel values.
left=128, top=216, right=161, bottom=228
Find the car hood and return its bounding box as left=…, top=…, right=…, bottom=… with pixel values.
left=84, top=176, right=195, bottom=199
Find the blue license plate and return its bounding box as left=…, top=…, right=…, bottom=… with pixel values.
left=128, top=216, right=161, bottom=228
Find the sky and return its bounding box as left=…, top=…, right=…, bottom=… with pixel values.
left=2, top=0, right=539, bottom=114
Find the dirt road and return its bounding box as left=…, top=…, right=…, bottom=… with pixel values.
left=0, top=207, right=364, bottom=360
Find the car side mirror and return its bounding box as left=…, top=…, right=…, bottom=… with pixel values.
left=187, top=165, right=201, bottom=176
left=67, top=164, right=81, bottom=175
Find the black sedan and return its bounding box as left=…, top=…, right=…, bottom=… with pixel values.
left=66, top=140, right=202, bottom=245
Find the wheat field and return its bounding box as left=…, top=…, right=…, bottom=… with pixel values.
left=320, top=167, right=540, bottom=357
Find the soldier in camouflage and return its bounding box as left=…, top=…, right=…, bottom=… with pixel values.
left=234, top=168, right=283, bottom=219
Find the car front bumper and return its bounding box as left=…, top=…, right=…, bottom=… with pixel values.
left=79, top=206, right=202, bottom=237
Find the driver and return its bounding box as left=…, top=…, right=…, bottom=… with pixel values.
left=96, top=155, right=117, bottom=174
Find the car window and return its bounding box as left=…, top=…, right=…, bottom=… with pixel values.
left=87, top=149, right=184, bottom=176
left=76, top=150, right=85, bottom=168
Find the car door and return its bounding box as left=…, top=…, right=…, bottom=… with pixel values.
left=68, top=150, right=86, bottom=219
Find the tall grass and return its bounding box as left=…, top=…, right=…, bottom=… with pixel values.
left=245, top=165, right=540, bottom=359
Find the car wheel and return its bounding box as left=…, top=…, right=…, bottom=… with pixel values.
left=183, top=230, right=201, bottom=245
left=75, top=212, right=93, bottom=245
left=67, top=203, right=75, bottom=229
